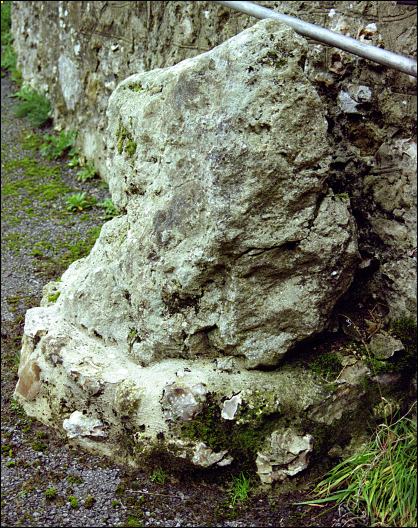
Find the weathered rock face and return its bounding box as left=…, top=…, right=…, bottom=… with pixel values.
left=15, top=20, right=364, bottom=483
left=58, top=20, right=358, bottom=369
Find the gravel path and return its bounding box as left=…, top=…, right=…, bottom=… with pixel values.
left=1, top=73, right=354, bottom=528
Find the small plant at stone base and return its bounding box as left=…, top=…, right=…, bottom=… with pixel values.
left=98, top=198, right=119, bottom=219
left=149, top=467, right=167, bottom=485
left=76, top=162, right=97, bottom=182
left=13, top=85, right=51, bottom=127
left=40, top=130, right=77, bottom=160
left=66, top=192, right=96, bottom=212
left=297, top=404, right=417, bottom=527
left=67, top=153, right=80, bottom=168
left=44, top=487, right=58, bottom=500
left=68, top=495, right=79, bottom=509
left=229, top=472, right=251, bottom=507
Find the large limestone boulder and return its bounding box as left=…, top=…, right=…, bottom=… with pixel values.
left=15, top=20, right=360, bottom=482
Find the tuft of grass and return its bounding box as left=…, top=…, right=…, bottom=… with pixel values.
left=66, top=192, right=96, bottom=212
left=40, top=130, right=77, bottom=160
left=44, top=487, right=58, bottom=500
left=13, top=85, right=51, bottom=127
left=149, top=467, right=167, bottom=485
left=229, top=472, right=251, bottom=507
left=31, top=440, right=47, bottom=452
left=298, top=407, right=417, bottom=527
left=76, top=162, right=97, bottom=182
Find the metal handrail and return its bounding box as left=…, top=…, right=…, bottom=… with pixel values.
left=213, top=1, right=417, bottom=78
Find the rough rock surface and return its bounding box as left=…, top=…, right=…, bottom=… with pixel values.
left=65, top=20, right=358, bottom=370
left=15, top=20, right=362, bottom=483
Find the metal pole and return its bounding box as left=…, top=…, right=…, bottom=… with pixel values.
left=212, top=1, right=417, bottom=78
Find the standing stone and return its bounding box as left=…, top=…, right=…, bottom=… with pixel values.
left=15, top=20, right=359, bottom=480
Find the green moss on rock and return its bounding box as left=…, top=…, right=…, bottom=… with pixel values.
left=116, top=123, right=137, bottom=158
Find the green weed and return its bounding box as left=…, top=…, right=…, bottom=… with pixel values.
left=68, top=495, right=79, bottom=509
left=66, top=192, right=96, bottom=212
left=67, top=474, right=84, bottom=485
left=31, top=440, right=47, bottom=452
left=126, top=515, right=143, bottom=527
left=298, top=406, right=417, bottom=527
left=47, top=291, right=60, bottom=303
left=44, top=487, right=58, bottom=500
left=9, top=398, right=25, bottom=417
left=13, top=85, right=51, bottom=127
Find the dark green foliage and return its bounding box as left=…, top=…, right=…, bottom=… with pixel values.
left=365, top=316, right=417, bottom=377
left=40, top=130, right=77, bottom=160
left=13, top=86, right=51, bottom=127
left=180, top=397, right=278, bottom=471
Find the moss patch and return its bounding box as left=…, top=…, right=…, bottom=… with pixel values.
left=179, top=395, right=281, bottom=472
left=128, top=82, right=143, bottom=93
left=116, top=123, right=137, bottom=157
left=2, top=157, right=72, bottom=201
left=309, top=352, right=342, bottom=381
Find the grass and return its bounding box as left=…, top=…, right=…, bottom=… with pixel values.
left=67, top=474, right=83, bottom=485
left=13, top=85, right=51, bottom=128
left=229, top=472, right=251, bottom=507
left=298, top=405, right=417, bottom=527
left=126, top=515, right=143, bottom=527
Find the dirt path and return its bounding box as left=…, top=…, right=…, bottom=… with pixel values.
left=1, top=73, right=349, bottom=528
